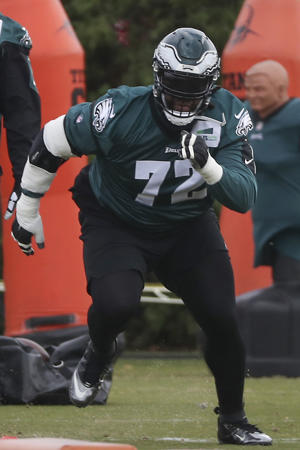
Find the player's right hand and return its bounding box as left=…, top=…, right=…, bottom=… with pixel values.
left=11, top=217, right=45, bottom=256
left=11, top=218, right=34, bottom=255
left=11, top=194, right=45, bottom=255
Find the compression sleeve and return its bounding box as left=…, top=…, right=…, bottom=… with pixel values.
left=21, top=115, right=76, bottom=197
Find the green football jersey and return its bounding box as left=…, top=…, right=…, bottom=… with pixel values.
left=0, top=13, right=40, bottom=182
left=0, top=13, right=38, bottom=94
left=65, top=85, right=256, bottom=231
left=0, top=13, right=32, bottom=49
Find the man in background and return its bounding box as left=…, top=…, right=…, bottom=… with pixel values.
left=244, top=60, right=300, bottom=284
left=0, top=12, right=41, bottom=219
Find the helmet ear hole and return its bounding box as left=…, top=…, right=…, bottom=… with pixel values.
left=152, top=27, right=220, bottom=126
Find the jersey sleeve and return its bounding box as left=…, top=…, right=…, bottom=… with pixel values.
left=64, top=90, right=123, bottom=157
left=208, top=90, right=257, bottom=213
left=0, top=17, right=41, bottom=184
left=64, top=102, right=99, bottom=156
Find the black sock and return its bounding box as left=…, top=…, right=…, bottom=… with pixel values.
left=219, top=409, right=246, bottom=423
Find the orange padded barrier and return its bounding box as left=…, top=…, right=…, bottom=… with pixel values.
left=220, top=0, right=300, bottom=295
left=220, top=210, right=272, bottom=296
left=0, top=438, right=137, bottom=449
left=0, top=0, right=90, bottom=336
left=222, top=0, right=300, bottom=99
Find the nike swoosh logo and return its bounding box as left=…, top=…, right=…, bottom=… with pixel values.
left=245, top=158, right=253, bottom=164
left=235, top=108, right=245, bottom=119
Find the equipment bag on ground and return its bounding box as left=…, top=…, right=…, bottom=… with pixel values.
left=0, top=334, right=113, bottom=404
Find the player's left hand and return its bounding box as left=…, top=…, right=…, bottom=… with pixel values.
left=4, top=183, right=21, bottom=220
left=180, top=132, right=209, bottom=169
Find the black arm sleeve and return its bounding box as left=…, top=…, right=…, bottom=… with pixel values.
left=0, top=43, right=41, bottom=184
left=29, top=129, right=66, bottom=173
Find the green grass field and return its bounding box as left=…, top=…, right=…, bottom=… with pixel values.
left=0, top=357, right=300, bottom=449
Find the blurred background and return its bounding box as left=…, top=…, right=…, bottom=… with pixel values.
left=61, top=0, right=243, bottom=99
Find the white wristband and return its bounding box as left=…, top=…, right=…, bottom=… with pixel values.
left=198, top=153, right=223, bottom=185
left=21, top=159, right=56, bottom=194
left=16, top=194, right=40, bottom=229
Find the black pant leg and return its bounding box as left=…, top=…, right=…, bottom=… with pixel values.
left=178, top=250, right=246, bottom=415
left=87, top=270, right=144, bottom=354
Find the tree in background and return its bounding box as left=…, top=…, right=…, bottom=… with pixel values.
left=61, top=0, right=243, bottom=100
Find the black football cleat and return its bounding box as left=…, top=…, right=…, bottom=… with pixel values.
left=69, top=340, right=115, bottom=408
left=217, top=416, right=272, bottom=445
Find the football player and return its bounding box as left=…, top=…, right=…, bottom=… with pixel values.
left=11, top=28, right=271, bottom=445
left=0, top=13, right=41, bottom=219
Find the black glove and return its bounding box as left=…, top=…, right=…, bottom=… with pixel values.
left=180, top=132, right=209, bottom=169
left=11, top=194, right=45, bottom=256
left=11, top=218, right=35, bottom=255
left=4, top=183, right=21, bottom=220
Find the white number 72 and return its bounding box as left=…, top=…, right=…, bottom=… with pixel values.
left=135, top=159, right=207, bottom=206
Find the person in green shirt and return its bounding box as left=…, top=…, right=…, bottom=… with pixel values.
left=11, top=28, right=271, bottom=446
left=244, top=60, right=300, bottom=283
left=0, top=13, right=41, bottom=219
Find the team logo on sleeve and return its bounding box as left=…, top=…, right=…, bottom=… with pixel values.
left=20, top=28, right=32, bottom=48
left=92, top=98, right=115, bottom=132
left=235, top=108, right=253, bottom=136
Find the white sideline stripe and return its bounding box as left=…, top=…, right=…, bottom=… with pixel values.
left=0, top=281, right=183, bottom=305
left=156, top=437, right=300, bottom=444
left=156, top=437, right=215, bottom=443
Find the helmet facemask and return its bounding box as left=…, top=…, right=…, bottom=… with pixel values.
left=153, top=64, right=218, bottom=126
left=152, top=28, right=220, bottom=126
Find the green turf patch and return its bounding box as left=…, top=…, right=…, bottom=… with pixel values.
left=0, top=358, right=299, bottom=449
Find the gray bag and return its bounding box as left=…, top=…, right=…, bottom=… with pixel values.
left=0, top=334, right=112, bottom=404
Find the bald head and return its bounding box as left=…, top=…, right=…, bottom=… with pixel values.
left=244, top=60, right=290, bottom=118
left=246, top=60, right=289, bottom=89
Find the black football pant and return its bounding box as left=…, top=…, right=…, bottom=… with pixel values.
left=87, top=252, right=245, bottom=416
left=72, top=167, right=246, bottom=415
